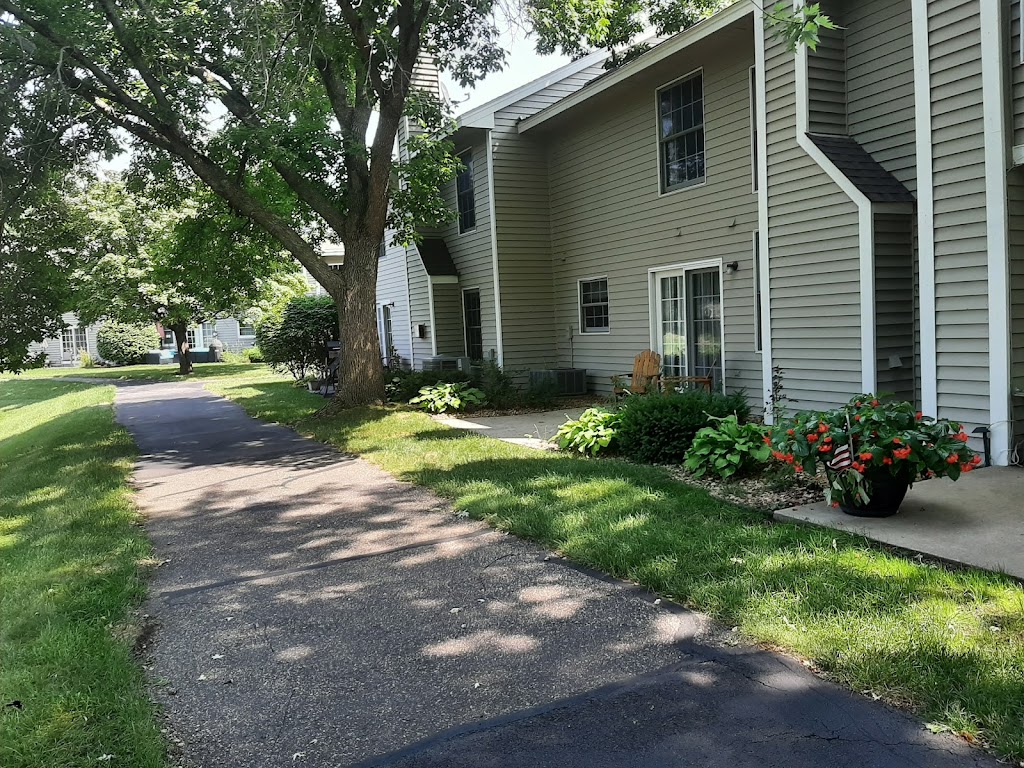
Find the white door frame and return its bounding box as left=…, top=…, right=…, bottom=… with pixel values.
left=648, top=258, right=726, bottom=388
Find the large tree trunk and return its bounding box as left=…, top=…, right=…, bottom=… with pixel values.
left=170, top=322, right=193, bottom=375
left=330, top=236, right=385, bottom=407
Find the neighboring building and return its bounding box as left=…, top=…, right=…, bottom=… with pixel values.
left=29, top=315, right=260, bottom=366
left=378, top=0, right=1024, bottom=466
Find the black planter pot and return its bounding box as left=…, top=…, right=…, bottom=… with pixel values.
left=837, top=470, right=911, bottom=518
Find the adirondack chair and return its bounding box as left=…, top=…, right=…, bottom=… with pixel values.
left=613, top=350, right=662, bottom=396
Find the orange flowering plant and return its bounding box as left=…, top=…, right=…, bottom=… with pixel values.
left=768, top=394, right=981, bottom=507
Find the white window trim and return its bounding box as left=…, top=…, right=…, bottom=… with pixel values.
left=654, top=67, right=709, bottom=197
left=647, top=258, right=726, bottom=390
left=753, top=8, right=774, bottom=421
left=578, top=276, right=611, bottom=335
left=456, top=147, right=477, bottom=235
left=237, top=319, right=256, bottom=339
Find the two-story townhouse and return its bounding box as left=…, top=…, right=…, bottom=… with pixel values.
left=379, top=0, right=1024, bottom=466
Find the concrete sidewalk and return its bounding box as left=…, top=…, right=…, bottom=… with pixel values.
left=116, top=381, right=997, bottom=767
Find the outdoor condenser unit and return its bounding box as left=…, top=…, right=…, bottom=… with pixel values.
left=528, top=368, right=587, bottom=396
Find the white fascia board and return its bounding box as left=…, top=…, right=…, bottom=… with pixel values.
left=980, top=0, right=1012, bottom=465
left=794, top=26, right=876, bottom=395
left=912, top=0, right=937, bottom=417
left=428, top=275, right=460, bottom=285
left=754, top=4, right=774, bottom=422
left=519, top=1, right=754, bottom=134
left=456, top=50, right=609, bottom=130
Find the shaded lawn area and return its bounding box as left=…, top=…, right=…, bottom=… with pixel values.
left=4, top=361, right=261, bottom=383
left=0, top=380, right=165, bottom=768
left=206, top=373, right=1024, bottom=761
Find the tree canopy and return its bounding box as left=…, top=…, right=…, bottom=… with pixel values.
left=0, top=0, right=822, bottom=392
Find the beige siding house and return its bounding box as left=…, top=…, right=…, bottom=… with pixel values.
left=383, top=0, right=1024, bottom=466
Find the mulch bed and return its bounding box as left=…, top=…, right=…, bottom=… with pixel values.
left=666, top=465, right=827, bottom=512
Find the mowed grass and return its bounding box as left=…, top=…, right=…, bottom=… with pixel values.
left=8, top=361, right=259, bottom=383
left=0, top=380, right=165, bottom=768
left=204, top=372, right=1024, bottom=761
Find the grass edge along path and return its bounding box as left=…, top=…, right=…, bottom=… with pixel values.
left=0, top=380, right=166, bottom=768
left=203, top=372, right=1024, bottom=762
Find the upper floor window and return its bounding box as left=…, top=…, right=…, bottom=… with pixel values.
left=238, top=319, right=256, bottom=338
left=658, top=72, right=705, bottom=193
left=456, top=150, right=476, bottom=233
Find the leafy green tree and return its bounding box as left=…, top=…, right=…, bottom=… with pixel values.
left=0, top=0, right=819, bottom=395
left=71, top=178, right=299, bottom=375
left=257, top=295, right=340, bottom=382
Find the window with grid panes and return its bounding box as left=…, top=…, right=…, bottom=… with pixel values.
left=456, top=150, right=476, bottom=233
left=579, top=278, right=609, bottom=333
left=658, top=72, right=705, bottom=192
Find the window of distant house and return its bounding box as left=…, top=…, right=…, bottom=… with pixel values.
left=658, top=71, right=705, bottom=193
left=579, top=278, right=610, bottom=333
left=381, top=304, right=395, bottom=358
left=238, top=319, right=256, bottom=338
left=456, top=150, right=476, bottom=233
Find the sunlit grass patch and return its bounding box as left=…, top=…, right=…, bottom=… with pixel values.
left=0, top=381, right=165, bottom=768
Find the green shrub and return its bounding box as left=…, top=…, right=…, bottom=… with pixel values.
left=386, top=368, right=472, bottom=403
left=79, top=349, right=94, bottom=368
left=555, top=407, right=622, bottom=456
left=256, top=296, right=338, bottom=381
left=410, top=382, right=486, bottom=413
left=220, top=350, right=247, bottom=364
left=685, top=414, right=771, bottom=479
left=244, top=346, right=264, bottom=363
left=616, top=389, right=750, bottom=464
left=473, top=359, right=521, bottom=408
left=96, top=322, right=159, bottom=365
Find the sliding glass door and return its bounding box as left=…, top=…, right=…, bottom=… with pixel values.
left=653, top=264, right=723, bottom=388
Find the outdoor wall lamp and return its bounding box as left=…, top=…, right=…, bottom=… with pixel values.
left=725, top=261, right=739, bottom=274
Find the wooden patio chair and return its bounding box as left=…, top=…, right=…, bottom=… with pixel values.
left=612, top=350, right=662, bottom=397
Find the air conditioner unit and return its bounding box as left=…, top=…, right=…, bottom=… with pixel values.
left=456, top=356, right=474, bottom=372
left=529, top=368, right=587, bottom=396
left=421, top=356, right=460, bottom=372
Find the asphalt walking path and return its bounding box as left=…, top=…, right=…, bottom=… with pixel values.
left=114, top=381, right=998, bottom=768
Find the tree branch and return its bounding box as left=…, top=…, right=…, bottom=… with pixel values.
left=94, top=0, right=175, bottom=119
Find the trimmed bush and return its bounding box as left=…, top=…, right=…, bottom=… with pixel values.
left=256, top=296, right=338, bottom=381
left=616, top=389, right=750, bottom=464
left=243, top=346, right=264, bottom=363
left=96, top=322, right=159, bottom=365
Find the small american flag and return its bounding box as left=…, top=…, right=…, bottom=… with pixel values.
left=828, top=443, right=853, bottom=471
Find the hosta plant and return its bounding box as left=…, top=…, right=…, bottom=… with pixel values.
left=769, top=394, right=981, bottom=507
left=685, top=415, right=771, bottom=479
left=555, top=407, right=622, bottom=456
left=410, top=382, right=486, bottom=414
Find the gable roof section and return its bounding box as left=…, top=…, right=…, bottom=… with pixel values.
left=416, top=238, right=459, bottom=277
left=519, top=1, right=753, bottom=133
left=457, top=50, right=608, bottom=130
left=807, top=135, right=916, bottom=204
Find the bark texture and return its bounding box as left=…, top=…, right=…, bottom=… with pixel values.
left=170, top=322, right=192, bottom=375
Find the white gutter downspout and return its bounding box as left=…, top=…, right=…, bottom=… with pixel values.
left=911, top=0, right=937, bottom=418
left=402, top=245, right=416, bottom=369
left=754, top=5, right=775, bottom=422
left=485, top=128, right=505, bottom=366
left=980, top=0, right=1012, bottom=465
left=793, top=4, right=876, bottom=394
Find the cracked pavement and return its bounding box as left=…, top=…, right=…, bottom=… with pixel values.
left=114, top=380, right=999, bottom=768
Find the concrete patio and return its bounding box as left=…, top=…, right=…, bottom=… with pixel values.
left=775, top=467, right=1024, bottom=580
left=436, top=409, right=587, bottom=450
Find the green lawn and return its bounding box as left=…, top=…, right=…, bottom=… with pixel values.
left=8, top=365, right=1024, bottom=760
left=203, top=371, right=1024, bottom=761
left=0, top=380, right=165, bottom=767
left=6, top=361, right=258, bottom=383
